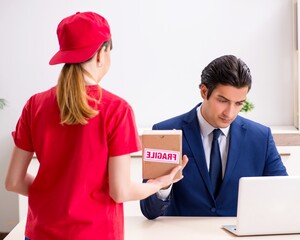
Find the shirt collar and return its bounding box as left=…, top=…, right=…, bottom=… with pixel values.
left=197, top=106, right=230, bottom=137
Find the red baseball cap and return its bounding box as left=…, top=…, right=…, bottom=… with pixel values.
left=49, top=11, right=111, bottom=65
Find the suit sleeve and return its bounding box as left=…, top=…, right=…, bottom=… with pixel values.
left=263, top=128, right=288, bottom=176
left=140, top=179, right=171, bottom=219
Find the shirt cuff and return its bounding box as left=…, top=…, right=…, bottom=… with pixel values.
left=156, top=184, right=172, bottom=201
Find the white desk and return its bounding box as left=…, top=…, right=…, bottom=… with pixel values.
left=4, top=216, right=300, bottom=240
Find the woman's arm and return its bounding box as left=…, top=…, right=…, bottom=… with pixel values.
left=5, top=146, right=35, bottom=196
left=108, top=154, right=188, bottom=203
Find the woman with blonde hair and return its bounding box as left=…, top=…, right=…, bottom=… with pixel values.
left=5, top=11, right=187, bottom=240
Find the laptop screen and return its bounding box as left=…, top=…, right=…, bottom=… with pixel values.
left=224, top=176, right=300, bottom=236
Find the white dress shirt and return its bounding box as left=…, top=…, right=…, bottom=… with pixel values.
left=197, top=106, right=230, bottom=177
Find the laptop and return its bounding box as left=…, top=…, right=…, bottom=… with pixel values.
left=223, top=176, right=300, bottom=236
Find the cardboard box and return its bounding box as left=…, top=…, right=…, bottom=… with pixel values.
left=142, top=130, right=182, bottom=179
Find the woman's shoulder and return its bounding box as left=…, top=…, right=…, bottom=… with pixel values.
left=101, top=88, right=132, bottom=108
left=26, top=87, right=56, bottom=105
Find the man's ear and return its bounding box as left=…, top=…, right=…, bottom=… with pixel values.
left=200, top=84, right=208, bottom=99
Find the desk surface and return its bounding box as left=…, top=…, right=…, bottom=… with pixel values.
left=4, top=216, right=300, bottom=240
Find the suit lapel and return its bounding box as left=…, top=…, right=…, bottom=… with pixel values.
left=182, top=106, right=212, bottom=193
left=218, top=117, right=247, bottom=196
left=181, top=107, right=248, bottom=199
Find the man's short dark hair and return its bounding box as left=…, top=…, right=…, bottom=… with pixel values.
left=200, top=55, right=252, bottom=99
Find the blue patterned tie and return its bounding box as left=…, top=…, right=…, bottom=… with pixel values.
left=209, top=129, right=222, bottom=197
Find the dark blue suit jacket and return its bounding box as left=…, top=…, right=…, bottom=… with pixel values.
left=140, top=104, right=288, bottom=219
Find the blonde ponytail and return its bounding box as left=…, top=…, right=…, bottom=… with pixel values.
left=56, top=64, right=99, bottom=125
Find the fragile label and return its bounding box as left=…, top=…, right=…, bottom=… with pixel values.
left=143, top=148, right=180, bottom=164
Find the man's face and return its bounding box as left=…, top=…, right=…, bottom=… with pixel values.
left=200, top=84, right=248, bottom=128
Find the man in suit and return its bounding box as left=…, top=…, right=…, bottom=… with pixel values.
left=140, top=55, right=288, bottom=219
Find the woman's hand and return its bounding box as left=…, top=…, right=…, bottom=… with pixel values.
left=147, top=155, right=189, bottom=189
left=109, top=154, right=188, bottom=202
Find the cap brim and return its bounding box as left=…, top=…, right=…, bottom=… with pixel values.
left=49, top=42, right=102, bottom=65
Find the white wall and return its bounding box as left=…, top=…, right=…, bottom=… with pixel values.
left=0, top=0, right=295, bottom=232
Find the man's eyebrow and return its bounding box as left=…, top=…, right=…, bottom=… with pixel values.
left=217, top=95, right=246, bottom=103
left=217, top=95, right=230, bottom=101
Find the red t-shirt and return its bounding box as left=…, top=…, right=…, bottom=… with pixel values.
left=13, top=85, right=141, bottom=240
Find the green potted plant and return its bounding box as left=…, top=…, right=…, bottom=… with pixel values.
left=0, top=98, right=7, bottom=109
left=241, top=99, right=254, bottom=113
